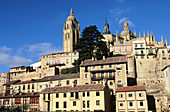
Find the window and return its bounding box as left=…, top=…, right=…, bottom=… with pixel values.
left=129, top=94, right=132, bottom=97
left=59, top=81, right=61, bottom=86
left=73, top=101, right=76, bottom=106
left=101, top=73, right=104, bottom=78
left=129, top=101, right=133, bottom=106
left=109, top=64, right=112, bottom=68
left=96, top=91, right=100, bottom=96
left=119, top=94, right=123, bottom=98
left=63, top=102, right=67, bottom=108
left=110, top=81, right=113, bottom=85
left=139, top=93, right=142, bottom=97
left=74, top=52, right=76, bottom=55
left=66, top=53, right=69, bottom=56
left=87, top=101, right=90, bottom=108
left=31, top=84, right=34, bottom=90
left=93, top=73, right=96, bottom=78
left=85, top=67, right=88, bottom=72
left=56, top=93, right=59, bottom=98
left=39, top=84, right=42, bottom=88
left=96, top=100, right=100, bottom=105
left=140, top=101, right=143, bottom=106
left=0, top=101, right=1, bottom=105
left=101, top=65, right=103, bottom=68
left=67, top=80, right=69, bottom=85
left=117, top=64, right=121, bottom=69
left=71, top=92, right=74, bottom=97
left=135, top=44, right=137, bottom=48
left=83, top=92, right=85, bottom=97
left=93, top=66, right=95, bottom=69
left=136, top=56, right=138, bottom=59
left=162, top=50, right=165, bottom=53
left=85, top=74, right=88, bottom=78
left=74, top=80, right=77, bottom=84
left=136, top=50, right=138, bottom=54
left=118, top=71, right=121, bottom=76
left=149, top=50, right=153, bottom=54
left=109, top=72, right=112, bottom=78
left=66, top=59, right=69, bottom=64
left=141, top=56, right=144, bottom=59
left=83, top=101, right=85, bottom=108
left=52, top=60, right=55, bottom=64
left=46, top=83, right=48, bottom=88
left=87, top=92, right=90, bottom=96
left=63, top=93, right=67, bottom=98
left=28, top=84, right=30, bottom=89
left=56, top=102, right=59, bottom=108
left=47, top=60, right=49, bottom=65
left=140, top=44, right=143, bottom=48
left=61, top=54, right=63, bottom=56
left=118, top=80, right=122, bottom=87
left=120, top=103, right=123, bottom=106
left=23, top=85, right=25, bottom=90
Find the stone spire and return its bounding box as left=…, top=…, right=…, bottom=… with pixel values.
left=103, top=16, right=111, bottom=34
left=143, top=31, right=145, bottom=37
left=165, top=38, right=168, bottom=46
left=70, top=8, right=73, bottom=16
left=139, top=32, right=141, bottom=38
left=116, top=31, right=119, bottom=42
left=124, top=18, right=129, bottom=30
left=161, top=36, right=164, bottom=43
left=134, top=30, right=136, bottom=37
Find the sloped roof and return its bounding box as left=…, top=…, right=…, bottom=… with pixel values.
left=41, top=84, right=105, bottom=94
left=37, top=73, right=80, bottom=83
left=116, top=86, right=146, bottom=92
left=80, top=56, right=127, bottom=66
left=4, top=80, right=21, bottom=86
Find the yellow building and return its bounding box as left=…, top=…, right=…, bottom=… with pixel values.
left=40, top=83, right=111, bottom=112
left=80, top=56, right=128, bottom=94
left=116, top=86, right=148, bottom=112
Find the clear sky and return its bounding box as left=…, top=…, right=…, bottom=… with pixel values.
left=0, top=0, right=170, bottom=73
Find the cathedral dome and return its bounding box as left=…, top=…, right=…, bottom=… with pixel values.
left=120, top=19, right=133, bottom=37
left=67, top=9, right=77, bottom=21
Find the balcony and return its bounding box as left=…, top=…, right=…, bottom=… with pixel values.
left=91, top=75, right=115, bottom=81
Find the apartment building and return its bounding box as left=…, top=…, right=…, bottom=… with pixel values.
left=116, top=86, right=148, bottom=112
left=40, top=84, right=111, bottom=112
left=80, top=56, right=128, bottom=94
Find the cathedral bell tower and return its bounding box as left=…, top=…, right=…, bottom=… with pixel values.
left=63, top=9, right=80, bottom=52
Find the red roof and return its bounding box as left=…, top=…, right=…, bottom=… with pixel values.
left=15, top=79, right=40, bottom=85
left=116, top=86, right=146, bottom=92
left=41, top=84, right=106, bottom=94
left=80, top=56, right=127, bottom=66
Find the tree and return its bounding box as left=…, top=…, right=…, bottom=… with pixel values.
left=74, top=25, right=109, bottom=62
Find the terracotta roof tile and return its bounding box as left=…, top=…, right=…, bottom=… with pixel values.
left=4, top=80, right=21, bottom=86
left=116, top=86, right=146, bottom=92
left=37, top=73, right=80, bottom=83
left=80, top=56, right=127, bottom=66
left=41, top=84, right=105, bottom=94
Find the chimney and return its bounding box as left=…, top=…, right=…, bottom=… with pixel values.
left=103, top=56, right=105, bottom=60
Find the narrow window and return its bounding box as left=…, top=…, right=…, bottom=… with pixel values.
left=83, top=101, right=85, bottom=108
left=129, top=101, right=133, bottom=106
left=73, top=101, right=76, bottom=106
left=71, top=92, right=74, bottom=97
left=96, top=91, right=100, bottom=96
left=93, top=73, right=96, bottom=78
left=87, top=92, right=90, bottom=97
left=63, top=93, right=67, bottom=98
left=140, top=101, right=143, bottom=106
left=101, top=65, right=103, bottom=68
left=23, top=85, right=25, bottom=90
left=139, top=93, right=142, bottom=97
left=120, top=103, right=123, bottom=106
left=32, top=84, right=34, bottom=89
left=83, top=92, right=85, bottom=97
left=129, top=94, right=132, bottom=97
left=56, top=102, right=59, bottom=108
left=28, top=84, right=30, bottom=89
left=87, top=101, right=90, bottom=108
left=109, top=64, right=112, bottom=68
left=96, top=100, right=100, bottom=105
left=56, top=93, right=59, bottom=98
left=85, top=74, right=88, bottom=78
left=119, top=94, right=123, bottom=98
left=63, top=102, right=67, bottom=108
left=66, top=80, right=69, bottom=85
